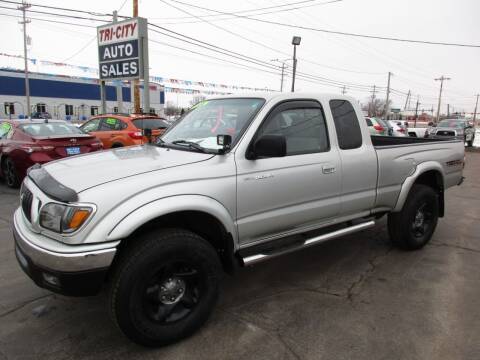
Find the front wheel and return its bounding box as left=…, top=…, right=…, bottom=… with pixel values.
left=388, top=184, right=439, bottom=250
left=108, top=229, right=221, bottom=347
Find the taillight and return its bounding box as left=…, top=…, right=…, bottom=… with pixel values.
left=128, top=131, right=143, bottom=140
left=398, top=128, right=405, bottom=133
left=20, top=145, right=54, bottom=153
left=374, top=125, right=384, bottom=131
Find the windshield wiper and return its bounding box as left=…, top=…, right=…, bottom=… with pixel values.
left=171, top=139, right=213, bottom=153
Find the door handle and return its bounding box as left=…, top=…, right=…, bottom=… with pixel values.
left=322, top=165, right=336, bottom=174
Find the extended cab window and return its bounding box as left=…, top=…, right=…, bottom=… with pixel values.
left=258, top=103, right=329, bottom=156
left=330, top=100, right=362, bottom=150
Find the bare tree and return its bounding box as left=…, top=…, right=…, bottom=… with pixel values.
left=362, top=98, right=392, bottom=117
left=164, top=101, right=180, bottom=116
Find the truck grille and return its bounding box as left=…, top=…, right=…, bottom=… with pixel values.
left=436, top=130, right=455, bottom=137
left=21, top=186, right=34, bottom=222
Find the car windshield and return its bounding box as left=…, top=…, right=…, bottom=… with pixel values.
left=20, top=122, right=85, bottom=137
left=437, top=120, right=464, bottom=128
left=161, top=98, right=265, bottom=150
left=132, top=118, right=170, bottom=130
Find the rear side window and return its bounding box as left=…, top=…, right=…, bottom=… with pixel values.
left=100, top=117, right=125, bottom=131
left=133, top=118, right=169, bottom=130
left=330, top=100, right=362, bottom=150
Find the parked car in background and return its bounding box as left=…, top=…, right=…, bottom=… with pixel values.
left=387, top=120, right=407, bottom=136
left=426, top=119, right=475, bottom=147
left=80, top=114, right=171, bottom=148
left=365, top=117, right=388, bottom=136
left=0, top=119, right=103, bottom=188
left=31, top=112, right=52, bottom=120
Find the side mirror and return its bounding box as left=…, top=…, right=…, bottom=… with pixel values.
left=217, top=134, right=232, bottom=154
left=248, top=134, right=286, bottom=159
left=427, top=122, right=435, bottom=127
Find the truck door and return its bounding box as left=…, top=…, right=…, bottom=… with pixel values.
left=235, top=100, right=341, bottom=245
left=329, top=99, right=377, bottom=216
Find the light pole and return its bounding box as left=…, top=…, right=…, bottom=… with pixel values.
left=291, top=36, right=301, bottom=92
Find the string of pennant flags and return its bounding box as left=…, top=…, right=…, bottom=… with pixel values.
left=0, top=52, right=274, bottom=94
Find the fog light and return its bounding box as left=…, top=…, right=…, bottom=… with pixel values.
left=42, top=273, right=60, bottom=286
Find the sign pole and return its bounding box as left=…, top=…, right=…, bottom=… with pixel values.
left=133, top=0, right=141, bottom=113
left=113, top=10, right=123, bottom=113
left=141, top=18, right=150, bottom=114
left=100, top=81, right=106, bottom=114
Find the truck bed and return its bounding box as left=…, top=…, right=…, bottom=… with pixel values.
left=371, top=136, right=464, bottom=210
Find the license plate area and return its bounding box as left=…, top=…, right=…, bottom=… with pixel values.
left=66, top=147, right=81, bottom=155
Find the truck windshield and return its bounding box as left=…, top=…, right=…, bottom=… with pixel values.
left=162, top=98, right=265, bottom=151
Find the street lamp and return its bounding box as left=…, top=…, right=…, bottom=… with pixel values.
left=291, top=36, right=301, bottom=92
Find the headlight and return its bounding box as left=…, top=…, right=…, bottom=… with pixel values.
left=39, top=203, right=93, bottom=233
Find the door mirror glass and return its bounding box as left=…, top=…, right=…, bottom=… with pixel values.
left=428, top=122, right=435, bottom=127
left=249, top=135, right=286, bottom=159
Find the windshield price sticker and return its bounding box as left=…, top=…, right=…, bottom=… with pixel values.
left=106, top=118, right=117, bottom=125
left=0, top=122, right=12, bottom=133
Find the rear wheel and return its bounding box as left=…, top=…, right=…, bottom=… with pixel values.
left=2, top=157, right=20, bottom=188
left=108, top=229, right=221, bottom=347
left=388, top=184, right=439, bottom=250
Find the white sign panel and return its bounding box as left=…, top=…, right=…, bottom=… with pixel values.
left=97, top=17, right=147, bottom=80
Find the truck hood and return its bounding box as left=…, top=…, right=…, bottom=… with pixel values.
left=41, top=145, right=215, bottom=193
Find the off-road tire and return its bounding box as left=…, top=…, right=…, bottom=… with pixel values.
left=108, top=228, right=221, bottom=347
left=388, top=184, right=439, bottom=250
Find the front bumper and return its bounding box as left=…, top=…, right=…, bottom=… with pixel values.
left=13, top=209, right=117, bottom=296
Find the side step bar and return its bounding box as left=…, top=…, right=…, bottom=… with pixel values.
left=242, top=220, right=375, bottom=266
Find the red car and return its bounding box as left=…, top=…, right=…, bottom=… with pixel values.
left=0, top=119, right=103, bottom=188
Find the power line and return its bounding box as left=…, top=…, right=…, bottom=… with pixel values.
left=151, top=0, right=341, bottom=20
left=166, top=0, right=480, bottom=48
left=158, top=0, right=343, bottom=24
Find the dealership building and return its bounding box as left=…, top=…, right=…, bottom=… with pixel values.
left=0, top=68, right=165, bottom=120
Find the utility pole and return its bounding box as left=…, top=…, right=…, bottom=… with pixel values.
left=447, top=104, right=450, bottom=117
left=132, top=0, right=141, bottom=113
left=473, top=94, right=479, bottom=126
left=384, top=71, right=392, bottom=120
left=434, top=75, right=450, bottom=123
left=18, top=1, right=31, bottom=119
left=341, top=85, right=347, bottom=95
left=113, top=11, right=123, bottom=113
left=414, top=96, right=420, bottom=127
left=404, top=90, right=411, bottom=111
left=370, top=85, right=377, bottom=117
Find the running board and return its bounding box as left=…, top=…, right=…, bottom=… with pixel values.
left=241, top=220, right=376, bottom=266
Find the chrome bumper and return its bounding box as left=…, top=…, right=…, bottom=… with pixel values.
left=13, top=208, right=117, bottom=273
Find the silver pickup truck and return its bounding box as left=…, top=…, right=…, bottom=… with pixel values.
left=13, top=93, right=464, bottom=346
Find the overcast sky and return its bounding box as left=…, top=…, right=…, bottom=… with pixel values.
left=1, top=0, right=479, bottom=111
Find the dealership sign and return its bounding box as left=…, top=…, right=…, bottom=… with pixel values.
left=97, top=17, right=148, bottom=80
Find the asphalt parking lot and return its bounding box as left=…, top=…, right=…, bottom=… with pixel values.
left=0, top=152, right=479, bottom=360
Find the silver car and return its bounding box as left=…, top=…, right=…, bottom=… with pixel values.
left=428, top=119, right=475, bottom=147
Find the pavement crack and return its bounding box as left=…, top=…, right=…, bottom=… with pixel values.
left=429, top=241, right=480, bottom=254
left=220, top=308, right=302, bottom=360
left=347, top=246, right=392, bottom=301
left=0, top=294, right=54, bottom=318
